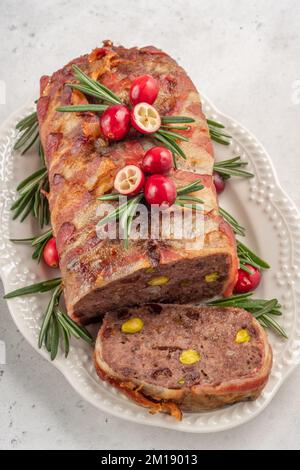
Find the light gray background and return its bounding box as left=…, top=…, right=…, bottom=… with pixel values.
left=1, top=0, right=300, bottom=450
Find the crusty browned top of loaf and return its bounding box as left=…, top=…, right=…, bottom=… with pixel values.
left=94, top=304, right=272, bottom=419
left=37, top=41, right=238, bottom=324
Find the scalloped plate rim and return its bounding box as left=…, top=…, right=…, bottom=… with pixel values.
left=1, top=95, right=300, bottom=433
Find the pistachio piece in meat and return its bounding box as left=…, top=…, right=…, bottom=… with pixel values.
left=235, top=328, right=250, bottom=344
left=204, top=272, right=219, bottom=283
left=179, top=349, right=201, bottom=365
left=145, top=267, right=156, bottom=274
left=121, top=317, right=144, bottom=334
left=147, top=275, right=169, bottom=286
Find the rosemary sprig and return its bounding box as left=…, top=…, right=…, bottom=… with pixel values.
left=57, top=311, right=93, bottom=347
left=97, top=179, right=205, bottom=245
left=31, top=229, right=53, bottom=246
left=14, top=111, right=39, bottom=155
left=10, top=228, right=53, bottom=263
left=219, top=207, right=245, bottom=236
left=66, top=65, right=122, bottom=105
left=261, top=314, right=287, bottom=338
left=11, top=167, right=50, bottom=228
left=4, top=278, right=93, bottom=360
left=16, top=111, right=38, bottom=130
left=208, top=293, right=287, bottom=338
left=3, top=278, right=62, bottom=298
left=56, top=104, right=108, bottom=113
left=16, top=168, right=47, bottom=195
left=151, top=116, right=195, bottom=166
left=38, top=284, right=63, bottom=352
left=213, top=157, right=254, bottom=180
left=207, top=119, right=231, bottom=146
left=237, top=240, right=270, bottom=272
left=38, top=285, right=93, bottom=360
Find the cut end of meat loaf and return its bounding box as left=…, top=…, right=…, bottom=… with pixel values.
left=74, top=252, right=233, bottom=324
left=94, top=304, right=272, bottom=419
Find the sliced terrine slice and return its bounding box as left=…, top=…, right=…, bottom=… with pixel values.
left=94, top=304, right=272, bottom=419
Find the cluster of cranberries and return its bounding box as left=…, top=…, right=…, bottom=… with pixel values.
left=100, top=75, right=161, bottom=141
left=114, top=146, right=176, bottom=207
left=104, top=75, right=178, bottom=206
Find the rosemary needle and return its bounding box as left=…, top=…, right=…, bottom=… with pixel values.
left=67, top=65, right=122, bottom=105
left=207, top=118, right=232, bottom=146
left=219, top=207, right=246, bottom=236
left=237, top=240, right=270, bottom=271
left=4, top=278, right=62, bottom=298
left=56, top=104, right=108, bottom=113
left=214, top=157, right=254, bottom=180
left=12, top=166, right=50, bottom=228
left=14, top=110, right=39, bottom=155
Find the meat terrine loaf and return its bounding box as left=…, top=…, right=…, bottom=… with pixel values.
left=94, top=304, right=272, bottom=419
left=37, top=41, right=238, bottom=324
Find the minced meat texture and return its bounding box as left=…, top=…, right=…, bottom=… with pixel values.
left=74, top=252, right=230, bottom=323
left=100, top=304, right=264, bottom=389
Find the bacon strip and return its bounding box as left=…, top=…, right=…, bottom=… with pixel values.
left=94, top=354, right=182, bottom=420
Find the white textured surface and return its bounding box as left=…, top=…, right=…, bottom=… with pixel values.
left=1, top=0, right=300, bottom=450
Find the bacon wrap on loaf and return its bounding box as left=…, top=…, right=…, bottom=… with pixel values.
left=37, top=41, right=238, bottom=324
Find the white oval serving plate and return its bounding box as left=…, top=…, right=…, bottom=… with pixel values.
left=1, top=97, right=300, bottom=433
